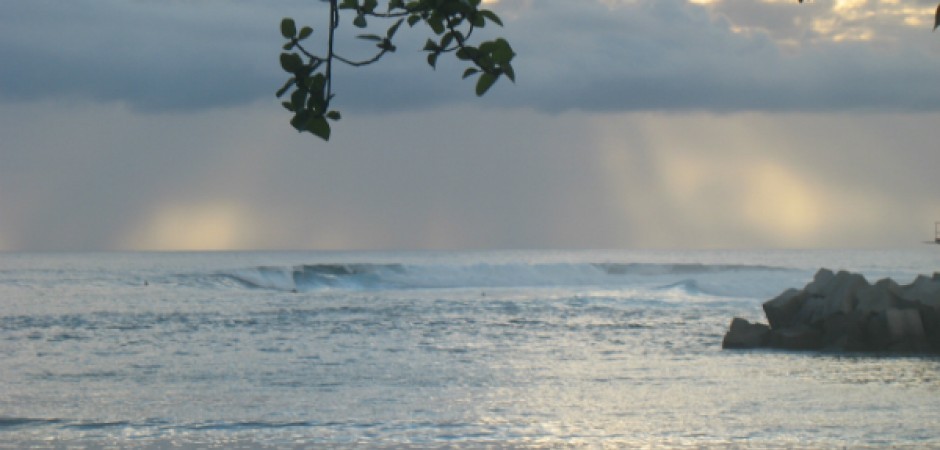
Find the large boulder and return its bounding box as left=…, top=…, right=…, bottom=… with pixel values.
left=886, top=308, right=925, bottom=340
left=768, top=325, right=823, bottom=350
left=903, top=275, right=940, bottom=309
left=796, top=270, right=869, bottom=325
left=819, top=311, right=867, bottom=351
left=763, top=288, right=808, bottom=330
left=722, top=318, right=770, bottom=349
left=856, top=278, right=905, bottom=313
left=724, top=268, right=940, bottom=354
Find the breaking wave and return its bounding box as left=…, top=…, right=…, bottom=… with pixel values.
left=222, top=264, right=403, bottom=292
left=203, top=262, right=795, bottom=295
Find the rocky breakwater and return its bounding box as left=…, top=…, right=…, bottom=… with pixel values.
left=723, top=269, right=940, bottom=353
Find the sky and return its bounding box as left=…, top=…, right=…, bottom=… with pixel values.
left=2, top=0, right=940, bottom=251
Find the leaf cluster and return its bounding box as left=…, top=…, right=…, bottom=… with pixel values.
left=276, top=0, right=515, bottom=141
left=277, top=19, right=339, bottom=140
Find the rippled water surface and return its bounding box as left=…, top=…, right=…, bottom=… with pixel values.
left=1, top=250, right=940, bottom=448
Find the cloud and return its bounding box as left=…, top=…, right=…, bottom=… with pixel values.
left=592, top=109, right=940, bottom=248
left=304, top=0, right=940, bottom=113
left=2, top=95, right=938, bottom=251
left=0, top=0, right=292, bottom=110
left=2, top=0, right=939, bottom=252
left=4, top=0, right=940, bottom=115
left=489, top=0, right=940, bottom=112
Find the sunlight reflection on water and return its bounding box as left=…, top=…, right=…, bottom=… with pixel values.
left=1, top=250, right=940, bottom=447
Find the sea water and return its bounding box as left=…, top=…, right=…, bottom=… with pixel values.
left=1, top=249, right=939, bottom=448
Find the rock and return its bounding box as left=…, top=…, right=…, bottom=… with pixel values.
left=902, top=275, right=940, bottom=309
left=820, top=311, right=866, bottom=351
left=885, top=308, right=925, bottom=341
left=884, top=308, right=930, bottom=352
left=864, top=313, right=892, bottom=351
left=722, top=318, right=770, bottom=349
left=856, top=278, right=905, bottom=313
left=917, top=305, right=940, bottom=352
left=724, top=268, right=940, bottom=355
left=796, top=270, right=869, bottom=325
left=768, top=325, right=823, bottom=351
left=803, top=268, right=835, bottom=296
left=763, top=288, right=807, bottom=330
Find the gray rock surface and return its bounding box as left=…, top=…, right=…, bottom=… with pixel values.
left=721, top=318, right=770, bottom=349
left=723, top=268, right=940, bottom=353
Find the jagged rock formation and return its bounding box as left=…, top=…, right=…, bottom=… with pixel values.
left=723, top=269, right=940, bottom=353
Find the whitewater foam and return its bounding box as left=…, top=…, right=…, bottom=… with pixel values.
left=210, top=261, right=802, bottom=300
left=3, top=250, right=940, bottom=447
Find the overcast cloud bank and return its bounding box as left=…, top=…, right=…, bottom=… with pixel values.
left=1, top=0, right=939, bottom=251
left=3, top=0, right=940, bottom=113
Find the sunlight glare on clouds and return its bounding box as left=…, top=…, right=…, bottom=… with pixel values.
left=833, top=0, right=868, bottom=14
left=120, top=202, right=255, bottom=251
left=740, top=162, right=823, bottom=243
left=651, top=146, right=829, bottom=246
left=691, top=0, right=933, bottom=44
left=651, top=145, right=862, bottom=247
left=590, top=111, right=930, bottom=248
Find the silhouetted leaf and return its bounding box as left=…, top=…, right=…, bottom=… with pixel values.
left=387, top=18, right=404, bottom=39
left=290, top=89, right=306, bottom=110
left=353, top=14, right=367, bottom=28
left=503, top=64, right=515, bottom=83
left=357, top=34, right=383, bottom=41
left=480, top=10, right=502, bottom=27
left=309, top=73, right=326, bottom=94
left=307, top=116, right=331, bottom=140
left=475, top=72, right=497, bottom=96
left=290, top=111, right=309, bottom=131
left=427, top=15, right=445, bottom=34
left=378, top=39, right=396, bottom=52
left=462, top=68, right=479, bottom=79
left=492, top=38, right=514, bottom=63
left=298, top=26, right=313, bottom=40
left=935, top=3, right=940, bottom=31
left=280, top=53, right=303, bottom=72
left=455, top=46, right=477, bottom=61
left=276, top=78, right=294, bottom=97
left=440, top=32, right=455, bottom=49
left=281, top=18, right=297, bottom=39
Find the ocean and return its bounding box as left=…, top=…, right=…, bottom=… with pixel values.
left=1, top=249, right=939, bottom=448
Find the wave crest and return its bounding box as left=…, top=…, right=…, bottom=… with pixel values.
left=208, top=261, right=793, bottom=294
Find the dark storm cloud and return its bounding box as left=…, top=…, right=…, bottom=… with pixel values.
left=304, top=0, right=940, bottom=113
left=3, top=0, right=940, bottom=113
left=0, top=0, right=303, bottom=110
left=489, top=0, right=940, bottom=113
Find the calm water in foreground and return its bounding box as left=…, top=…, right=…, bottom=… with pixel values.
left=1, top=249, right=939, bottom=448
